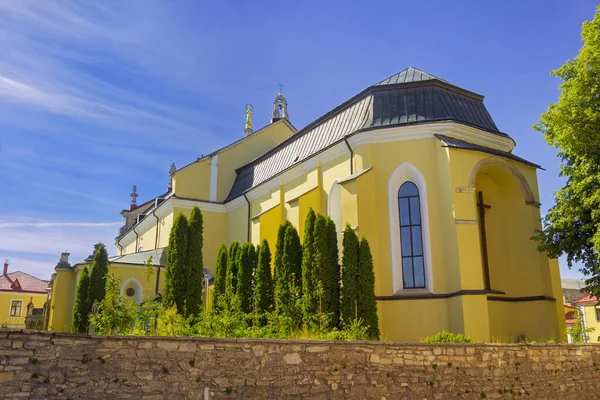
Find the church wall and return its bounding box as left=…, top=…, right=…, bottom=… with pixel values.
left=487, top=301, right=559, bottom=341
left=298, top=188, right=321, bottom=243
left=106, top=262, right=162, bottom=304
left=227, top=205, right=248, bottom=245
left=320, top=154, right=352, bottom=217
left=157, top=211, right=174, bottom=249
left=172, top=207, right=227, bottom=274
left=48, top=269, right=76, bottom=332
left=216, top=120, right=295, bottom=201
left=259, top=203, right=283, bottom=264
left=137, top=223, right=157, bottom=253
left=172, top=157, right=212, bottom=200
left=378, top=298, right=450, bottom=341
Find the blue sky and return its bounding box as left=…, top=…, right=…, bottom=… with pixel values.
left=0, top=1, right=596, bottom=280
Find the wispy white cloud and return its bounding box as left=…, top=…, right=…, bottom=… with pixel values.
left=0, top=221, right=121, bottom=228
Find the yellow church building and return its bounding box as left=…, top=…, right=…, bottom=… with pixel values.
left=48, top=67, right=566, bottom=342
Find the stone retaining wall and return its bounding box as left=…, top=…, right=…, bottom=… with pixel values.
left=1, top=329, right=599, bottom=399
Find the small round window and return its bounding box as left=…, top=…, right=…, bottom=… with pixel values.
left=126, top=288, right=135, bottom=297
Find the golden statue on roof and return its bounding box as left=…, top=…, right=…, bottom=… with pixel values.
left=244, top=103, right=254, bottom=136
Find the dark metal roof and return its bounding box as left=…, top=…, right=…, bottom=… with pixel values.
left=435, top=134, right=541, bottom=169
left=375, top=67, right=444, bottom=86
left=109, top=248, right=167, bottom=267
left=370, top=85, right=499, bottom=132
left=226, top=95, right=373, bottom=201
left=224, top=68, right=512, bottom=201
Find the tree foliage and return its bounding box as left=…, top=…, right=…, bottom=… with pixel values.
left=323, top=218, right=341, bottom=328
left=72, top=267, right=91, bottom=333
left=533, top=7, right=600, bottom=295
left=357, top=238, right=380, bottom=340
left=237, top=242, right=255, bottom=313
left=254, top=239, right=274, bottom=317
left=186, top=206, right=204, bottom=315
left=301, top=209, right=318, bottom=330
left=163, top=214, right=190, bottom=314
left=225, top=241, right=241, bottom=304
left=88, top=243, right=109, bottom=308
left=213, top=244, right=228, bottom=311
left=341, top=225, right=359, bottom=327
left=89, top=274, right=137, bottom=335
left=273, top=221, right=292, bottom=287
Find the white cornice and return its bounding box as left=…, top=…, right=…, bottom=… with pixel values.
left=117, top=196, right=246, bottom=248
left=347, top=122, right=514, bottom=152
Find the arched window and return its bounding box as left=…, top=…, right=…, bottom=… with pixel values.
left=398, top=182, right=425, bottom=288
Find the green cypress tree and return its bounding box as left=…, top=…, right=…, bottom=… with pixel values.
left=237, top=243, right=254, bottom=313
left=274, top=221, right=291, bottom=312
left=274, top=221, right=292, bottom=285
left=312, top=214, right=328, bottom=310
left=163, top=214, right=190, bottom=314
left=225, top=241, right=241, bottom=300
left=357, top=237, right=380, bottom=340
left=341, top=225, right=359, bottom=327
left=254, top=239, right=274, bottom=317
left=283, top=224, right=302, bottom=293
left=88, top=243, right=109, bottom=307
left=323, top=218, right=341, bottom=328
left=187, top=206, right=204, bottom=315
left=301, top=209, right=318, bottom=329
left=72, top=267, right=91, bottom=333
left=213, top=244, right=228, bottom=311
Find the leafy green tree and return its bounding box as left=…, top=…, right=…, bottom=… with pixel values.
left=88, top=243, right=109, bottom=308
left=357, top=237, right=380, bottom=340
left=225, top=241, right=241, bottom=302
left=341, top=225, right=359, bottom=326
left=301, top=209, right=318, bottom=330
left=163, top=214, right=190, bottom=314
left=237, top=243, right=255, bottom=313
left=273, top=221, right=292, bottom=285
left=213, top=244, right=228, bottom=311
left=567, top=308, right=596, bottom=343
left=89, top=274, right=137, bottom=335
left=72, top=267, right=92, bottom=333
left=254, top=239, right=274, bottom=318
left=533, top=7, right=600, bottom=295
left=186, top=206, right=204, bottom=315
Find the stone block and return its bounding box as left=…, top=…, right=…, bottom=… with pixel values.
left=283, top=353, right=302, bottom=365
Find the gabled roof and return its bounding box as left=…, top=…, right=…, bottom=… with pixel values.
left=574, top=294, right=598, bottom=305
left=225, top=67, right=511, bottom=201
left=375, top=67, right=444, bottom=86
left=0, top=272, right=49, bottom=294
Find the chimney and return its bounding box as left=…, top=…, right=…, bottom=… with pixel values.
left=60, top=252, right=69, bottom=263
left=3, top=260, right=8, bottom=276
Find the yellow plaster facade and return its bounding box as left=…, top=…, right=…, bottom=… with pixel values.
left=48, top=68, right=565, bottom=342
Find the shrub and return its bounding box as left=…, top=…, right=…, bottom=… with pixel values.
left=423, top=331, right=472, bottom=343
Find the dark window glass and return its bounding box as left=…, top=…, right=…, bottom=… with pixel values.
left=596, top=308, right=600, bottom=322
left=398, top=181, right=426, bottom=289
left=126, top=288, right=135, bottom=297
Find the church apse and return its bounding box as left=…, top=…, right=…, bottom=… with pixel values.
left=473, top=162, right=558, bottom=340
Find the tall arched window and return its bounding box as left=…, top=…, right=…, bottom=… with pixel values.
left=398, top=182, right=425, bottom=288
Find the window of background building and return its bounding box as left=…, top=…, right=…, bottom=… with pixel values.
left=10, top=300, right=22, bottom=317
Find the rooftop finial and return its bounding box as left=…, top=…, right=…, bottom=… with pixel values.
left=244, top=104, right=254, bottom=136
left=130, top=185, right=138, bottom=208
left=168, top=163, right=176, bottom=191
left=270, top=86, right=288, bottom=124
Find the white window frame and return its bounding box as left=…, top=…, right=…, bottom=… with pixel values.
left=120, top=278, right=143, bottom=304
left=9, top=299, right=23, bottom=317
left=388, top=162, right=433, bottom=294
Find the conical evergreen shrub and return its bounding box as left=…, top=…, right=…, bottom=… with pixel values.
left=341, top=224, right=359, bottom=326
left=254, top=239, right=274, bottom=318
left=301, top=209, right=318, bottom=329
left=357, top=237, right=380, bottom=340
left=88, top=243, right=109, bottom=308
left=187, top=206, right=204, bottom=314
left=213, top=244, right=228, bottom=311
left=163, top=214, right=190, bottom=314
left=72, top=266, right=91, bottom=333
